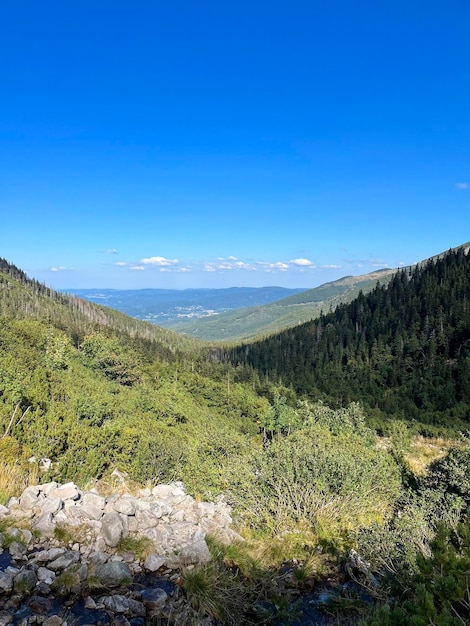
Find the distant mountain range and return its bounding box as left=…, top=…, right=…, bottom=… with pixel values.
left=165, top=268, right=397, bottom=341
left=63, top=243, right=470, bottom=343
left=64, top=286, right=305, bottom=326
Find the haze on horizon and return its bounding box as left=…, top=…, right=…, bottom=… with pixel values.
left=1, top=1, right=468, bottom=291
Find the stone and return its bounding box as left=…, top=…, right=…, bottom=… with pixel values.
left=126, top=599, right=146, bottom=617
left=39, top=482, right=59, bottom=496
left=28, top=596, right=52, bottom=614
left=37, top=567, right=55, bottom=584
left=54, top=511, right=68, bottom=524
left=82, top=492, right=106, bottom=510
left=84, top=596, right=98, bottom=609
left=140, top=588, right=168, bottom=611
left=0, top=571, right=14, bottom=592
left=0, top=504, right=9, bottom=516
left=102, top=595, right=130, bottom=613
left=89, top=550, right=109, bottom=565
left=136, top=488, right=151, bottom=498
left=142, top=527, right=166, bottom=545
left=111, top=616, right=131, bottom=626
left=49, top=483, right=80, bottom=501
left=38, top=498, right=62, bottom=516
left=101, top=512, right=125, bottom=547
left=8, top=541, right=27, bottom=557
left=178, top=538, right=211, bottom=565
left=113, top=496, right=136, bottom=516
left=79, top=503, right=104, bottom=520
left=149, top=501, right=171, bottom=518
left=143, top=555, right=166, bottom=572
left=20, top=529, right=33, bottom=545
left=13, top=569, right=37, bottom=593
left=135, top=509, right=158, bottom=529
left=0, top=611, right=13, bottom=626
left=43, top=617, right=63, bottom=626
left=48, top=550, right=80, bottom=571
left=94, top=562, right=132, bottom=588
left=19, top=486, right=40, bottom=511
left=32, top=512, right=56, bottom=536
left=78, top=562, right=88, bottom=581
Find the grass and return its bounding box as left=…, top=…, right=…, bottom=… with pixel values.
left=116, top=534, right=154, bottom=560
left=405, top=436, right=456, bottom=476
left=53, top=522, right=89, bottom=546
left=52, top=564, right=81, bottom=594
left=181, top=562, right=255, bottom=626
left=0, top=461, right=38, bottom=505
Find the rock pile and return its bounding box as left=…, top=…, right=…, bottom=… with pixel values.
left=0, top=481, right=242, bottom=625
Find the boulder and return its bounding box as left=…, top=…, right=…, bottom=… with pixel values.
left=140, top=588, right=168, bottom=611
left=82, top=492, right=106, bottom=510
left=113, top=496, right=136, bottom=516
left=13, top=569, right=37, bottom=593
left=101, top=512, right=125, bottom=547
left=94, top=562, right=132, bottom=588
left=178, top=534, right=211, bottom=565
left=49, top=483, right=80, bottom=501
left=32, top=512, right=56, bottom=536
left=0, top=611, right=14, bottom=626
left=143, top=554, right=166, bottom=572
left=38, top=498, right=62, bottom=516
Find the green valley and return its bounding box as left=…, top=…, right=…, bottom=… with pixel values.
left=1, top=246, right=470, bottom=625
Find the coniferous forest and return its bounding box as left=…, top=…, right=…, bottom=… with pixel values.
left=1, top=247, right=470, bottom=624
left=229, top=247, right=470, bottom=432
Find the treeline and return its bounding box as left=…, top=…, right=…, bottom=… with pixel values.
left=229, top=248, right=470, bottom=428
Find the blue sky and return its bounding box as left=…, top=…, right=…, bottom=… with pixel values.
left=1, top=1, right=469, bottom=289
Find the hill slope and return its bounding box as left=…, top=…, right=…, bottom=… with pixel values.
left=0, top=257, right=198, bottom=356
left=167, top=268, right=397, bottom=341
left=228, top=245, right=470, bottom=427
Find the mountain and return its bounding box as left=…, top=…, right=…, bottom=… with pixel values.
left=167, top=268, right=397, bottom=341
left=228, top=245, right=470, bottom=428
left=66, top=286, right=306, bottom=326
left=3, top=251, right=470, bottom=625
left=0, top=257, right=198, bottom=356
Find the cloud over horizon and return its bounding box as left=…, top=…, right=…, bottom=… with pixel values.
left=140, top=256, right=179, bottom=266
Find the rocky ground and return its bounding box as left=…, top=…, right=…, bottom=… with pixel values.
left=0, top=479, right=243, bottom=625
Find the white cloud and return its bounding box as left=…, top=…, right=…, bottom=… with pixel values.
left=257, top=261, right=289, bottom=271
left=160, top=267, right=192, bottom=273
left=321, top=264, right=343, bottom=269
left=234, top=261, right=256, bottom=271
left=102, top=248, right=118, bottom=254
left=228, top=255, right=238, bottom=261
left=115, top=261, right=128, bottom=266
left=290, top=258, right=314, bottom=267
left=455, top=182, right=468, bottom=189
left=130, top=265, right=145, bottom=271
left=203, top=260, right=257, bottom=272
left=140, top=256, right=179, bottom=266
left=50, top=266, right=68, bottom=272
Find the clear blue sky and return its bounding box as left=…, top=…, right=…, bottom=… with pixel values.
left=1, top=0, right=469, bottom=289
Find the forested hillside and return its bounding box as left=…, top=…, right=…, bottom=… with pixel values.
left=2, top=252, right=470, bottom=624
left=229, top=247, right=470, bottom=430
left=0, top=257, right=197, bottom=356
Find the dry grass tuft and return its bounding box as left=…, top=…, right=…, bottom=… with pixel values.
left=405, top=436, right=456, bottom=476
left=0, top=462, right=38, bottom=505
